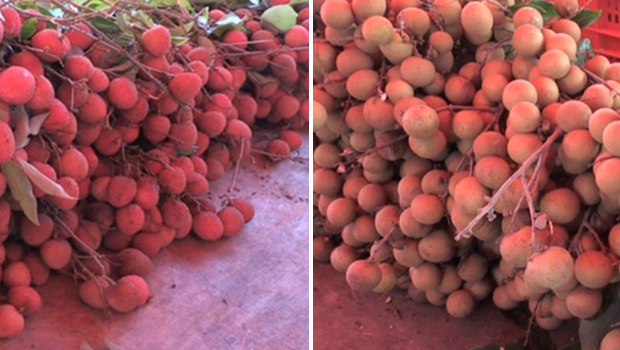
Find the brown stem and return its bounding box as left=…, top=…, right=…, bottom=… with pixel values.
left=456, top=128, right=562, bottom=240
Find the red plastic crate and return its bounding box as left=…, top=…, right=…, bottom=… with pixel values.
left=579, top=0, right=620, bottom=59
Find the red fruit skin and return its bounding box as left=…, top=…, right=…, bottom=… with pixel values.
left=0, top=122, right=15, bottom=164
left=65, top=22, right=94, bottom=50
left=26, top=75, right=54, bottom=110
left=0, top=67, right=35, bottom=105
left=169, top=73, right=202, bottom=103
left=31, top=29, right=70, bottom=62
left=141, top=25, right=171, bottom=57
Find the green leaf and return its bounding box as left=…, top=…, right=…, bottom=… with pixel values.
left=260, top=5, right=298, bottom=33
left=104, top=338, right=132, bottom=350
left=86, top=0, right=110, bottom=10
left=20, top=18, right=38, bottom=40
left=206, top=13, right=247, bottom=37
left=509, top=0, right=559, bottom=20
left=579, top=287, right=620, bottom=350
left=577, top=38, right=593, bottom=65
left=172, top=36, right=190, bottom=46
left=227, top=0, right=259, bottom=9
left=169, top=22, right=194, bottom=36
left=36, top=5, right=53, bottom=17
left=197, top=10, right=210, bottom=27
left=192, top=0, right=222, bottom=4
left=288, top=0, right=308, bottom=4
left=572, top=9, right=602, bottom=28
left=149, top=0, right=194, bottom=10
left=90, top=17, right=120, bottom=32
left=1, top=161, right=38, bottom=225
left=135, top=10, right=155, bottom=28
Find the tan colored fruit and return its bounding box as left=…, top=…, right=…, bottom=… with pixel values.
left=554, top=0, right=579, bottom=18
left=409, top=262, right=442, bottom=291
left=320, top=0, right=354, bottom=29
left=524, top=246, right=574, bottom=289
left=461, top=2, right=494, bottom=45
left=393, top=239, right=424, bottom=267
left=452, top=111, right=484, bottom=140
left=482, top=73, right=509, bottom=103
left=538, top=49, right=571, bottom=79
left=507, top=133, right=542, bottom=164
left=446, top=290, right=475, bottom=318
left=566, top=286, right=602, bottom=318
left=603, top=120, right=620, bottom=156
left=512, top=55, right=538, bottom=80
left=502, top=79, right=537, bottom=110
left=346, top=69, right=380, bottom=101
left=429, top=31, right=454, bottom=54
left=432, top=0, right=462, bottom=26
left=585, top=55, right=610, bottom=78
left=458, top=253, right=488, bottom=282
left=351, top=0, right=386, bottom=22
left=400, top=57, right=436, bottom=87
left=539, top=188, right=580, bottom=224
left=556, top=100, right=591, bottom=132
left=552, top=19, right=581, bottom=42
left=402, top=104, right=439, bottom=138
left=474, top=156, right=511, bottom=190
left=398, top=8, right=430, bottom=37
left=600, top=329, right=620, bottom=350
left=513, top=7, right=543, bottom=28
left=372, top=263, right=398, bottom=293
left=557, top=65, right=587, bottom=95
left=493, top=285, right=519, bottom=310
left=581, top=84, right=614, bottom=111
left=595, top=157, right=620, bottom=195
left=512, top=24, right=544, bottom=57
left=445, top=75, right=475, bottom=105
left=454, top=176, right=489, bottom=215
left=507, top=101, right=541, bottom=133
left=346, top=260, right=381, bottom=291
left=362, top=16, right=394, bottom=46
left=418, top=230, right=455, bottom=263
left=335, top=48, right=374, bottom=77
left=574, top=250, right=613, bottom=289
left=410, top=194, right=444, bottom=225
left=532, top=76, right=560, bottom=107
left=545, top=33, right=577, bottom=59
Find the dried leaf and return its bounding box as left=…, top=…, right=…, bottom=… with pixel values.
left=169, top=22, right=195, bottom=36
left=17, top=158, right=76, bottom=200
left=13, top=106, right=30, bottom=149
left=29, top=112, right=50, bottom=136
left=1, top=161, right=38, bottom=225
left=79, top=340, right=95, bottom=350
left=104, top=338, right=132, bottom=350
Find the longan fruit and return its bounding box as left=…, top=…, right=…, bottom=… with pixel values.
left=320, top=0, right=354, bottom=30
left=398, top=8, right=430, bottom=37
left=513, top=7, right=543, bottom=28
left=472, top=131, right=508, bottom=160
left=511, top=55, right=538, bottom=80
left=557, top=65, right=587, bottom=95
left=539, top=188, right=581, bottom=224
left=325, top=197, right=357, bottom=228
left=531, top=76, right=560, bottom=108
left=402, top=104, right=439, bottom=138
left=554, top=0, right=579, bottom=18
left=345, top=259, right=382, bottom=291
left=586, top=55, right=610, bottom=78
left=372, top=263, right=398, bottom=293
left=595, top=157, right=620, bottom=195
left=507, top=101, right=541, bottom=133
left=566, top=286, right=602, bottom=318
left=400, top=57, right=436, bottom=87
left=432, top=0, right=462, bottom=26
left=444, top=75, right=475, bottom=105
left=408, top=131, right=448, bottom=160
left=556, top=100, right=591, bottom=132
left=473, top=156, right=510, bottom=190
left=581, top=84, right=614, bottom=111
left=429, top=31, right=454, bottom=54
left=507, top=133, right=542, bottom=164
left=363, top=97, right=395, bottom=131
left=380, top=32, right=414, bottom=65
left=393, top=239, right=424, bottom=267
left=512, top=24, right=544, bottom=57
left=330, top=244, right=358, bottom=273
left=438, top=265, right=463, bottom=294
left=461, top=1, right=494, bottom=45
left=351, top=215, right=380, bottom=243
left=545, top=33, right=577, bottom=59
left=410, top=194, right=444, bottom=225
left=374, top=204, right=402, bottom=237
left=476, top=42, right=506, bottom=64
left=560, top=129, right=599, bottom=165
left=385, top=79, right=414, bottom=104
left=357, top=183, right=387, bottom=213
left=446, top=289, right=475, bottom=318
left=418, top=230, right=455, bottom=263
left=420, top=169, right=449, bottom=195
left=499, top=226, right=535, bottom=268
left=346, top=69, right=380, bottom=101
left=601, top=329, right=620, bottom=350
left=538, top=49, right=571, bottom=79
left=399, top=208, right=432, bottom=238
left=351, top=0, right=386, bottom=22
left=454, top=176, right=489, bottom=215
left=452, top=110, right=484, bottom=140
left=492, top=285, right=519, bottom=310
left=552, top=18, right=581, bottom=42
left=572, top=172, right=601, bottom=205
left=502, top=79, right=537, bottom=110
left=524, top=246, right=575, bottom=289
left=458, top=253, right=488, bottom=282
left=409, top=262, right=442, bottom=291
left=426, top=289, right=447, bottom=306
left=313, top=168, right=342, bottom=196
left=574, top=250, right=613, bottom=289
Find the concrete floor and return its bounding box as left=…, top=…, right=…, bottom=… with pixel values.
left=2, top=132, right=310, bottom=350
left=313, top=263, right=579, bottom=350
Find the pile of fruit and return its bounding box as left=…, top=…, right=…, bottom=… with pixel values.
left=0, top=0, right=308, bottom=339
left=312, top=0, right=620, bottom=348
